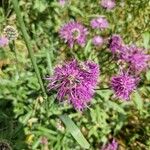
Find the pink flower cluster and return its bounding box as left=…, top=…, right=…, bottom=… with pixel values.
left=109, top=35, right=150, bottom=100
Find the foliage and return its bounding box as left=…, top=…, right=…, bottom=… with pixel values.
left=0, top=0, right=150, bottom=149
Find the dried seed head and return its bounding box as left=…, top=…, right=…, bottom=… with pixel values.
left=3, top=26, right=18, bottom=41
left=0, top=140, right=12, bottom=150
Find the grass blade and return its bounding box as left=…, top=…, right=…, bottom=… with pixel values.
left=60, top=114, right=90, bottom=149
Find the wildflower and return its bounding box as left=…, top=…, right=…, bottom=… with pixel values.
left=46, top=60, right=100, bottom=110
left=3, top=25, right=18, bottom=41
left=40, top=136, right=48, bottom=145
left=108, top=35, right=123, bottom=53
left=58, top=0, right=66, bottom=6
left=101, top=0, right=116, bottom=10
left=90, top=17, right=109, bottom=30
left=111, top=72, right=138, bottom=100
left=92, top=36, right=104, bottom=46
left=120, top=45, right=150, bottom=73
left=0, top=36, right=9, bottom=47
left=59, top=21, right=88, bottom=48
left=101, top=139, right=118, bottom=150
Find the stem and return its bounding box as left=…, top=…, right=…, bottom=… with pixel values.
left=95, top=87, right=110, bottom=90
left=12, top=0, right=47, bottom=97
left=46, top=47, right=53, bottom=75
left=9, top=41, right=20, bottom=79
left=70, top=48, right=79, bottom=60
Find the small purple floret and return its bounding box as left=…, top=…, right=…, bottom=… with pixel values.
left=46, top=60, right=100, bottom=110
left=109, top=35, right=123, bottom=53
left=92, top=36, right=104, bottom=46
left=58, top=0, right=66, bottom=6
left=0, top=36, right=9, bottom=47
left=101, top=139, right=118, bottom=150
left=59, top=21, right=88, bottom=48
left=120, top=45, right=150, bottom=73
left=91, top=17, right=109, bottom=30
left=101, top=0, right=116, bottom=10
left=111, top=72, right=138, bottom=100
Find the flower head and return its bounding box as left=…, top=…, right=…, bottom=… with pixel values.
left=90, top=17, right=109, bottom=30
left=92, top=36, right=104, bottom=46
left=101, top=139, right=118, bottom=150
left=109, top=35, right=123, bottom=53
left=59, top=21, right=88, bottom=48
left=0, top=36, right=9, bottom=47
left=46, top=60, right=100, bottom=110
left=58, top=0, right=66, bottom=6
left=3, top=26, right=18, bottom=41
left=111, top=72, right=138, bottom=100
left=120, top=45, right=150, bottom=73
left=101, top=0, right=116, bottom=10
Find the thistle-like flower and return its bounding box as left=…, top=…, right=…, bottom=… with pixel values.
left=90, top=17, right=109, bottom=30
left=92, top=36, right=104, bottom=46
left=59, top=21, right=88, bottom=48
left=46, top=60, right=100, bottom=110
left=101, top=0, right=116, bottom=10
left=109, top=35, right=123, bottom=53
left=3, top=26, right=18, bottom=41
left=0, top=36, right=9, bottom=47
left=111, top=72, right=139, bottom=100
left=120, top=45, right=150, bottom=73
left=101, top=139, right=118, bottom=150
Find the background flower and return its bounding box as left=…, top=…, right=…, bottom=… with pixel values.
left=59, top=21, right=88, bottom=48
left=101, top=0, right=116, bottom=10
left=111, top=72, right=139, bottom=100
left=0, top=36, right=9, bottom=47
left=101, top=139, right=118, bottom=150
left=120, top=45, right=150, bottom=73
left=90, top=17, right=109, bottom=30
left=92, top=36, right=104, bottom=46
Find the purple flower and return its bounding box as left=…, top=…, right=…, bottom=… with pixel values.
left=90, top=17, right=109, bottom=30
left=111, top=72, right=138, bottom=100
left=46, top=60, right=100, bottom=110
left=59, top=21, right=88, bottom=48
left=120, top=45, right=150, bottom=73
left=101, top=0, right=116, bottom=10
left=92, top=36, right=104, bottom=46
left=109, top=35, right=123, bottom=53
left=101, top=139, right=118, bottom=150
left=58, top=0, right=66, bottom=6
left=0, top=36, right=9, bottom=47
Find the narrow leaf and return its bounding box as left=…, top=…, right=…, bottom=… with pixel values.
left=132, top=91, right=143, bottom=111
left=142, top=32, right=150, bottom=49
left=60, top=114, right=90, bottom=149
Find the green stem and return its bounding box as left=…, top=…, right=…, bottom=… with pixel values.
left=9, top=41, right=20, bottom=79
left=12, top=0, right=47, bottom=97
left=46, top=47, right=53, bottom=75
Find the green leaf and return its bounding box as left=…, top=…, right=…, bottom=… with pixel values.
left=69, top=6, right=84, bottom=17
left=60, top=115, right=90, bottom=149
left=106, top=101, right=126, bottom=114
left=84, top=39, right=92, bottom=56
left=33, top=0, right=47, bottom=12
left=132, top=91, right=143, bottom=111
left=146, top=70, right=150, bottom=81
left=142, top=32, right=150, bottom=49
